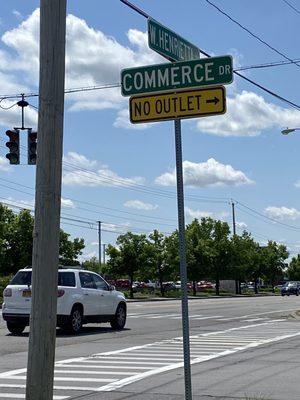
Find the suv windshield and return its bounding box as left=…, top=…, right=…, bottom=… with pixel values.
left=9, top=270, right=76, bottom=287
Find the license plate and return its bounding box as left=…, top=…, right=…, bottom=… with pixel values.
left=22, top=290, right=31, bottom=298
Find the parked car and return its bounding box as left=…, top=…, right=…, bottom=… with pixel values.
left=2, top=267, right=127, bottom=335
left=115, top=279, right=131, bottom=289
left=174, top=281, right=181, bottom=289
left=197, top=281, right=215, bottom=290
left=142, top=279, right=158, bottom=289
left=162, top=282, right=176, bottom=291
left=281, top=281, right=300, bottom=296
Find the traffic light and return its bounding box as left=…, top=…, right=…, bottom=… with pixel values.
left=5, top=129, right=20, bottom=165
left=28, top=130, right=37, bottom=165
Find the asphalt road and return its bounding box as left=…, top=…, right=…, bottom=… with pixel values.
left=1, top=296, right=300, bottom=399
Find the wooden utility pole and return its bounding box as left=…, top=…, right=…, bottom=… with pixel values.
left=26, top=1, right=67, bottom=399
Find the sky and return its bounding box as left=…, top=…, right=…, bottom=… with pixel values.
left=1, top=0, right=300, bottom=262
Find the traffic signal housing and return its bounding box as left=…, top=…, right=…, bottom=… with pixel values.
left=28, top=130, right=37, bottom=165
left=5, top=129, right=20, bottom=165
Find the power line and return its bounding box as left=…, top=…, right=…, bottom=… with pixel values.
left=235, top=59, right=300, bottom=72
left=283, top=0, right=300, bottom=15
left=205, top=0, right=300, bottom=69
left=235, top=201, right=300, bottom=232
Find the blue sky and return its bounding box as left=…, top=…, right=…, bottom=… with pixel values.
left=1, top=0, right=300, bottom=261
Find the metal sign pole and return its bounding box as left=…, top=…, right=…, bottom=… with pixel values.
left=174, top=118, right=192, bottom=400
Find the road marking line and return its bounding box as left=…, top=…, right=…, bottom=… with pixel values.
left=54, top=370, right=134, bottom=376
left=55, top=364, right=154, bottom=370
left=193, top=316, right=223, bottom=320
left=95, top=356, right=183, bottom=361
left=1, top=376, right=116, bottom=383
left=0, top=384, right=98, bottom=392
left=73, top=360, right=169, bottom=365
left=124, top=352, right=183, bottom=357
left=1, top=320, right=299, bottom=396
left=96, top=328, right=300, bottom=392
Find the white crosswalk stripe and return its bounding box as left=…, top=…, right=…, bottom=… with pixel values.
left=127, top=312, right=273, bottom=323
left=0, top=320, right=299, bottom=398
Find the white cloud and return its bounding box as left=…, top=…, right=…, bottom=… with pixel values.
left=294, top=181, right=300, bottom=188
left=102, top=222, right=130, bottom=233
left=195, top=90, right=300, bottom=137
left=155, top=158, right=254, bottom=188
left=0, top=97, right=37, bottom=131
left=0, top=156, right=12, bottom=172
left=61, top=198, right=76, bottom=209
left=113, top=108, right=153, bottom=130
left=124, top=199, right=158, bottom=211
left=3, top=196, right=75, bottom=210
left=186, top=208, right=213, bottom=219
left=186, top=207, right=229, bottom=221
left=236, top=221, right=247, bottom=229
left=0, top=10, right=163, bottom=116
left=63, top=151, right=98, bottom=170
left=78, top=251, right=98, bottom=262
left=2, top=9, right=298, bottom=136
left=4, top=197, right=34, bottom=209
left=63, top=152, right=145, bottom=188
left=265, top=206, right=300, bottom=220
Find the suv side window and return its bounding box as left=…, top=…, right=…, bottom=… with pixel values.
left=58, top=272, right=76, bottom=287
left=79, top=272, right=96, bottom=289
left=92, top=274, right=109, bottom=291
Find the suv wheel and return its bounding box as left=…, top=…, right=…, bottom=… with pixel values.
left=110, top=303, right=126, bottom=330
left=7, top=322, right=26, bottom=335
left=67, top=306, right=83, bottom=334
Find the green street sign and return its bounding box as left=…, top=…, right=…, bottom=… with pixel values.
left=148, top=18, right=200, bottom=62
left=121, top=55, right=233, bottom=97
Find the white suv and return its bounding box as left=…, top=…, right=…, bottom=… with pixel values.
left=2, top=267, right=127, bottom=335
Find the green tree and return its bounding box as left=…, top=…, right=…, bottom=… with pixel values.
left=230, top=231, right=258, bottom=293
left=260, top=241, right=288, bottom=290
left=209, top=219, right=231, bottom=295
left=163, top=230, right=180, bottom=282
left=0, top=205, right=17, bottom=275
left=82, top=256, right=100, bottom=273
left=59, top=230, right=85, bottom=265
left=105, top=232, right=153, bottom=298
left=288, top=255, right=300, bottom=280
left=185, top=218, right=214, bottom=296
left=1, top=209, right=34, bottom=276
left=149, top=229, right=166, bottom=297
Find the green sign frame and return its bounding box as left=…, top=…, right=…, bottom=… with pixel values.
left=148, top=18, right=201, bottom=62
left=121, top=55, right=233, bottom=97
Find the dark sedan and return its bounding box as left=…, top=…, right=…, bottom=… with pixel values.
left=281, top=281, right=300, bottom=296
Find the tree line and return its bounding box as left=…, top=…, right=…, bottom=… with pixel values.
left=103, top=218, right=292, bottom=298
left=0, top=204, right=85, bottom=276
left=2, top=204, right=300, bottom=298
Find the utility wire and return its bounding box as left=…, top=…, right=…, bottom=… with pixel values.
left=283, top=0, right=300, bottom=15
left=235, top=201, right=300, bottom=232
left=235, top=59, right=300, bottom=72
left=205, top=0, right=300, bottom=69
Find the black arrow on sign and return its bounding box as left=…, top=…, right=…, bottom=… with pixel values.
left=206, top=96, right=219, bottom=105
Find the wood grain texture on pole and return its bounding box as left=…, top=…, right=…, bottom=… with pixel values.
left=26, top=1, right=67, bottom=399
